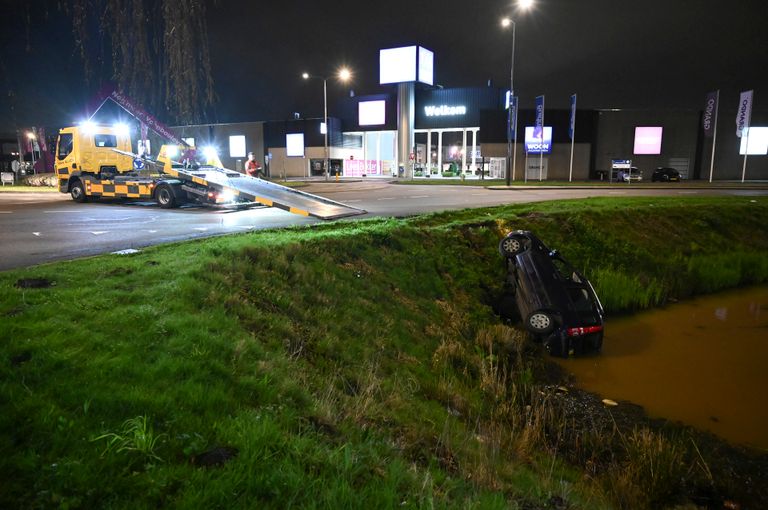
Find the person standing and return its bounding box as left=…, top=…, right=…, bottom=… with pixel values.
left=245, top=152, right=262, bottom=177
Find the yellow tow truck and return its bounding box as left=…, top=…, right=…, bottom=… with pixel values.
left=54, top=122, right=366, bottom=218
left=54, top=123, right=234, bottom=208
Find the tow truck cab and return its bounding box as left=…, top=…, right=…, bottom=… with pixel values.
left=55, top=125, right=134, bottom=193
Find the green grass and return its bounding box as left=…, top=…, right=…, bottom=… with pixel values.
left=1, top=196, right=767, bottom=509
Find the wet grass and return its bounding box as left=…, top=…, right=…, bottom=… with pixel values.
left=1, top=196, right=767, bottom=508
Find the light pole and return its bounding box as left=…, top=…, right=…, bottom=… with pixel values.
left=501, top=0, right=534, bottom=187
left=302, top=68, right=351, bottom=181
left=26, top=131, right=36, bottom=174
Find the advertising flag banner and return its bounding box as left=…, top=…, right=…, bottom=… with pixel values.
left=568, top=94, right=577, bottom=140
left=702, top=91, right=718, bottom=138
left=508, top=96, right=518, bottom=140
left=534, top=95, right=544, bottom=139
left=735, top=90, right=753, bottom=138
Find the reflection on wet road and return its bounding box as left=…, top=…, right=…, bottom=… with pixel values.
left=556, top=286, right=768, bottom=450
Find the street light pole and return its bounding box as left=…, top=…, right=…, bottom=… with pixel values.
left=27, top=132, right=36, bottom=174
left=323, top=77, right=329, bottom=181
left=303, top=68, right=351, bottom=182
left=507, top=18, right=516, bottom=187
left=503, top=0, right=534, bottom=187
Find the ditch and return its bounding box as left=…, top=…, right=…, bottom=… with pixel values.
left=555, top=285, right=768, bottom=450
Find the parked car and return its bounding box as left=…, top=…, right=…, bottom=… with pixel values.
left=498, top=231, right=605, bottom=357
left=651, top=167, right=681, bottom=182
left=613, top=167, right=642, bottom=182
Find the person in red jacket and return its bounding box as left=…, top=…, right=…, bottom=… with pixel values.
left=245, top=152, right=262, bottom=177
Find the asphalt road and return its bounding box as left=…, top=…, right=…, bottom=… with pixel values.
left=1, top=183, right=766, bottom=271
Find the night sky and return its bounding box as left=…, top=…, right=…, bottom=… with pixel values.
left=1, top=0, right=767, bottom=129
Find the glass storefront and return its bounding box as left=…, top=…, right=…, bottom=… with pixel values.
left=341, top=130, right=396, bottom=177
left=414, top=127, right=480, bottom=178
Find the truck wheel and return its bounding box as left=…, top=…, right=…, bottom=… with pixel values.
left=526, top=311, right=554, bottom=334
left=70, top=180, right=87, bottom=203
left=155, top=184, right=177, bottom=209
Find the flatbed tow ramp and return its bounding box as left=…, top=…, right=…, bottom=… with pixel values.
left=164, top=165, right=366, bottom=220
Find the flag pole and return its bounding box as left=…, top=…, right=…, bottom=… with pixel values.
left=741, top=127, right=749, bottom=183
left=708, top=90, right=719, bottom=183
left=569, top=94, right=576, bottom=182
left=539, top=97, right=544, bottom=181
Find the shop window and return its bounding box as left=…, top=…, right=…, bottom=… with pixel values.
left=343, top=133, right=363, bottom=149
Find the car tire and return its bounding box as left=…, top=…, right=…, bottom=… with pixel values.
left=545, top=335, right=567, bottom=357
left=526, top=311, right=554, bottom=335
left=155, top=183, right=177, bottom=209
left=70, top=179, right=87, bottom=203
left=499, top=234, right=527, bottom=258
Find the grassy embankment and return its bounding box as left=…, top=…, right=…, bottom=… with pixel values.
left=2, top=197, right=768, bottom=509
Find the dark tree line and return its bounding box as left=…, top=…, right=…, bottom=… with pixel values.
left=66, top=0, right=216, bottom=124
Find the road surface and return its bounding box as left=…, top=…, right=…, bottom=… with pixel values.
left=1, top=183, right=766, bottom=270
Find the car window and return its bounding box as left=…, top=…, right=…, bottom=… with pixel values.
left=551, top=256, right=581, bottom=282
left=94, top=134, right=117, bottom=148
left=57, top=133, right=73, bottom=160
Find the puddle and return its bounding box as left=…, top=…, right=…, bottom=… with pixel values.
left=556, top=286, right=768, bottom=450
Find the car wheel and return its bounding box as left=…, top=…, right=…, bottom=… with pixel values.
left=70, top=179, right=87, bottom=203
left=155, top=184, right=178, bottom=209
left=499, top=235, right=526, bottom=258
left=526, top=311, right=554, bottom=334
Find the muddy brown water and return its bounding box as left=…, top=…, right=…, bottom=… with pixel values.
left=556, top=286, right=768, bottom=451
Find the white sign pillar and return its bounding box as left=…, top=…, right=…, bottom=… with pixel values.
left=397, top=82, right=415, bottom=179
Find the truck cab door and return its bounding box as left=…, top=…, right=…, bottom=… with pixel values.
left=56, top=132, right=76, bottom=186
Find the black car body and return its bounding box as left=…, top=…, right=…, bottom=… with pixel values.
left=499, top=231, right=605, bottom=357
left=651, top=167, right=681, bottom=182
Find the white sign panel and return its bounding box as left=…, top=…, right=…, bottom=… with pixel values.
left=379, top=46, right=417, bottom=84
left=418, top=46, right=434, bottom=85
left=286, top=133, right=305, bottom=157
left=739, top=127, right=768, bottom=155
left=359, top=100, right=386, bottom=126
left=633, top=126, right=663, bottom=155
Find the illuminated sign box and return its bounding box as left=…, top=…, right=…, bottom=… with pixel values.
left=418, top=46, right=434, bottom=86
left=379, top=45, right=434, bottom=85
left=634, top=126, right=663, bottom=155
left=286, top=133, right=305, bottom=157
left=524, top=126, right=553, bottom=154
left=739, top=127, right=768, bottom=155
left=359, top=100, right=386, bottom=126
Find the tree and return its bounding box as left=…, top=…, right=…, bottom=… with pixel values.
left=69, top=0, right=216, bottom=124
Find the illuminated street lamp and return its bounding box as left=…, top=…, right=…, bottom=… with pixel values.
left=302, top=67, right=352, bottom=180
left=501, top=0, right=534, bottom=186
left=26, top=131, right=37, bottom=174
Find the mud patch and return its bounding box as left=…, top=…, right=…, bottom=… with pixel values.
left=14, top=278, right=54, bottom=289
left=191, top=446, right=238, bottom=467
left=10, top=351, right=32, bottom=367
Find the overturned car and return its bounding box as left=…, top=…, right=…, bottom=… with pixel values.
left=498, top=230, right=605, bottom=357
